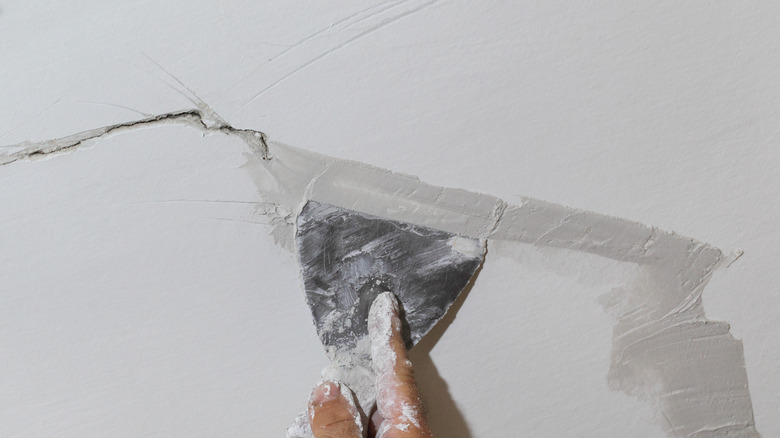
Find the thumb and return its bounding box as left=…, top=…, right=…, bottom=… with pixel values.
left=308, top=380, right=364, bottom=438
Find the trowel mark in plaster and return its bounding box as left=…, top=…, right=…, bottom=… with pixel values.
left=1, top=110, right=760, bottom=437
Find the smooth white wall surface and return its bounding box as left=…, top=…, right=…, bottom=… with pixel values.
left=2, top=1, right=778, bottom=436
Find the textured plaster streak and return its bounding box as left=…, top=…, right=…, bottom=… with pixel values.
left=1, top=111, right=760, bottom=438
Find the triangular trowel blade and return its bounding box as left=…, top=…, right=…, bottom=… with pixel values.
left=295, top=200, right=485, bottom=351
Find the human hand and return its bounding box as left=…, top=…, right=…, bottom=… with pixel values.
left=308, top=292, right=434, bottom=438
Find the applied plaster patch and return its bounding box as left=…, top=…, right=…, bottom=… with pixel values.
left=0, top=110, right=760, bottom=438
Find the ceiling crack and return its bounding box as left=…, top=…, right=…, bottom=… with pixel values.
left=0, top=108, right=270, bottom=166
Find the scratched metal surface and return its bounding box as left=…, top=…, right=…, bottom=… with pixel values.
left=296, top=200, right=485, bottom=351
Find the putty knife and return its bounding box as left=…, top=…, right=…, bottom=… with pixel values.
left=287, top=200, right=485, bottom=437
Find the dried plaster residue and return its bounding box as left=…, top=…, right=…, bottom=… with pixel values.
left=1, top=110, right=760, bottom=438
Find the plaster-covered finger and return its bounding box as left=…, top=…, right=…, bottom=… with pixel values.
left=308, top=380, right=364, bottom=438
left=368, top=292, right=433, bottom=437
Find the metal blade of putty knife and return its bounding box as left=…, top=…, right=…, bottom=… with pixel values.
left=287, top=200, right=484, bottom=438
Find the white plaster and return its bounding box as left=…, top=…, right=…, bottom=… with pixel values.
left=0, top=114, right=757, bottom=438
left=2, top=1, right=779, bottom=437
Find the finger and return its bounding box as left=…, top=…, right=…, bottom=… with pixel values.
left=368, top=292, right=433, bottom=437
left=368, top=408, right=385, bottom=437
left=308, top=380, right=364, bottom=438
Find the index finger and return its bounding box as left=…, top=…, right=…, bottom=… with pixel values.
left=368, top=292, right=434, bottom=437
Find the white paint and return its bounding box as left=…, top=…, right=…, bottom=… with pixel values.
left=2, top=1, right=779, bottom=437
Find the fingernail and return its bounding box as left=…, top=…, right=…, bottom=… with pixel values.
left=369, top=292, right=399, bottom=332
left=310, top=380, right=341, bottom=405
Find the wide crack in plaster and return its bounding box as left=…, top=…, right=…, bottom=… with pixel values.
left=1, top=110, right=760, bottom=438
